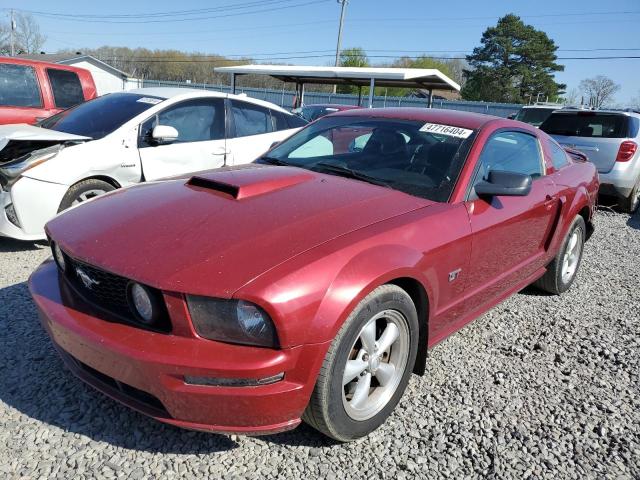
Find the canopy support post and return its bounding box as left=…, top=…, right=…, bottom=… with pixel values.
left=231, top=73, right=236, bottom=94
left=427, top=88, right=433, bottom=108
left=368, top=78, right=375, bottom=108
left=357, top=86, right=362, bottom=106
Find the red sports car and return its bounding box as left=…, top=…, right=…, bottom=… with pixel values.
left=30, top=108, right=599, bottom=441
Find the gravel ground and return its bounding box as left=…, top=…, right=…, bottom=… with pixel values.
left=0, top=210, right=638, bottom=480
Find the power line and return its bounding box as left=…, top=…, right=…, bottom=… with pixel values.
left=12, top=0, right=330, bottom=24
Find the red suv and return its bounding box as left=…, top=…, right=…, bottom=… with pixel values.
left=0, top=57, right=97, bottom=125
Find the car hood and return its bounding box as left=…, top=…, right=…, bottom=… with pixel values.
left=0, top=124, right=91, bottom=164
left=47, top=165, right=429, bottom=296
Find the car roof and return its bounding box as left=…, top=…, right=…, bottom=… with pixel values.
left=126, top=87, right=289, bottom=114
left=304, top=104, right=362, bottom=109
left=328, top=107, right=498, bottom=130
left=548, top=109, right=640, bottom=118
left=0, top=56, right=90, bottom=73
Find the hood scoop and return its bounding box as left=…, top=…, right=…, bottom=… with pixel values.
left=187, top=166, right=314, bottom=200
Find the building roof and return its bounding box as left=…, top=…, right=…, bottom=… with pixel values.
left=16, top=54, right=132, bottom=78
left=215, top=64, right=461, bottom=91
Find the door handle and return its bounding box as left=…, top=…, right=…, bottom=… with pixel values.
left=211, top=147, right=230, bottom=155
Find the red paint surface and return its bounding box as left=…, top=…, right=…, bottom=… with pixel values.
left=32, top=110, right=599, bottom=433
left=0, top=57, right=97, bottom=125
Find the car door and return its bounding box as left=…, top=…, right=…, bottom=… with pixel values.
left=225, top=100, right=294, bottom=165
left=138, top=97, right=227, bottom=180
left=464, top=130, right=559, bottom=310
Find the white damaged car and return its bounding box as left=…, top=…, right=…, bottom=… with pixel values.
left=0, top=88, right=306, bottom=241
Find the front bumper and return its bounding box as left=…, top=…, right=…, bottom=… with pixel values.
left=0, top=177, right=68, bottom=241
left=29, top=259, right=328, bottom=435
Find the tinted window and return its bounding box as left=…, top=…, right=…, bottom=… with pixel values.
left=45, top=93, right=162, bottom=139
left=271, top=110, right=290, bottom=131
left=140, top=98, right=224, bottom=145
left=262, top=117, right=475, bottom=202
left=286, top=114, right=308, bottom=128
left=0, top=64, right=42, bottom=108
left=47, top=69, right=84, bottom=109
left=514, top=107, right=555, bottom=127
left=549, top=141, right=569, bottom=170
left=476, top=131, right=543, bottom=182
left=541, top=113, right=629, bottom=138
left=231, top=100, right=272, bottom=137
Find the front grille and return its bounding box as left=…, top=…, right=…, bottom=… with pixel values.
left=65, top=255, right=131, bottom=316
left=55, top=247, right=171, bottom=333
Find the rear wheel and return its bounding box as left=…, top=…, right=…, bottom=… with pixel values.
left=618, top=179, right=640, bottom=213
left=534, top=215, right=586, bottom=295
left=58, top=179, right=116, bottom=213
left=302, top=284, right=419, bottom=441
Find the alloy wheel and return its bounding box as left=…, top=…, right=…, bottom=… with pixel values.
left=561, top=229, right=583, bottom=284
left=71, top=189, right=107, bottom=206
left=342, top=309, right=410, bottom=421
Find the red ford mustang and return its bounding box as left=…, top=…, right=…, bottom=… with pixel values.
left=29, top=108, right=598, bottom=441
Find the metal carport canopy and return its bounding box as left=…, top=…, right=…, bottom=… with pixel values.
left=214, top=64, right=461, bottom=108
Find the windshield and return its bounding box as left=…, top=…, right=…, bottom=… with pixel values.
left=260, top=116, right=475, bottom=202
left=540, top=113, right=632, bottom=138
left=40, top=93, right=164, bottom=139
left=514, top=108, right=555, bottom=127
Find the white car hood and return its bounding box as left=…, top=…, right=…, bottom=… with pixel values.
left=0, top=124, right=91, bottom=151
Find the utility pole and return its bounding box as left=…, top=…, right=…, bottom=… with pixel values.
left=10, top=9, right=15, bottom=57
left=333, top=0, right=348, bottom=94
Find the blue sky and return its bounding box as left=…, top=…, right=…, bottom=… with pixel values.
left=6, top=0, right=640, bottom=104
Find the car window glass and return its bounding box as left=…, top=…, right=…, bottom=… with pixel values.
left=0, top=64, right=42, bottom=108
left=231, top=100, right=272, bottom=137
left=141, top=98, right=225, bottom=144
left=550, top=141, right=569, bottom=170
left=540, top=113, right=628, bottom=138
left=286, top=114, right=307, bottom=128
left=476, top=131, right=543, bottom=183
left=266, top=117, right=475, bottom=202
left=46, top=69, right=84, bottom=109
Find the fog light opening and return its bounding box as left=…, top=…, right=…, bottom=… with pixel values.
left=184, top=372, right=285, bottom=387
left=5, top=204, right=20, bottom=227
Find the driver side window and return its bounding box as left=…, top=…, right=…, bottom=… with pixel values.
left=139, top=98, right=225, bottom=147
left=473, top=131, right=544, bottom=187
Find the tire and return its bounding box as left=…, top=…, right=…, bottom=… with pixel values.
left=618, top=180, right=640, bottom=214
left=302, top=284, right=419, bottom=441
left=534, top=215, right=586, bottom=295
left=58, top=179, right=116, bottom=213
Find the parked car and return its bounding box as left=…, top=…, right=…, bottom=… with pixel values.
left=293, top=103, right=362, bottom=122
left=509, top=103, right=563, bottom=127
left=30, top=108, right=598, bottom=441
left=540, top=109, right=640, bottom=212
left=0, top=57, right=97, bottom=125
left=0, top=87, right=307, bottom=241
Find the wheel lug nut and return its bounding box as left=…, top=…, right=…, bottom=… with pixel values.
left=362, top=354, right=369, bottom=361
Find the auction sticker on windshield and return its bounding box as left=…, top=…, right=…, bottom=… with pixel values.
left=136, top=97, right=163, bottom=105
left=420, top=123, right=473, bottom=139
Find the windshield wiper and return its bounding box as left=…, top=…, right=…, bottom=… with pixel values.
left=258, top=156, right=292, bottom=166
left=313, top=162, right=393, bottom=188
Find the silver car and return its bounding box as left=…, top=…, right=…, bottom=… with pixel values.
left=541, top=110, right=640, bottom=212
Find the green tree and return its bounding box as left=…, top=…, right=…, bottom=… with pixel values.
left=461, top=14, right=565, bottom=103
left=337, top=47, right=369, bottom=94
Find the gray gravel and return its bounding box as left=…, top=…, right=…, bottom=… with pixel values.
left=1, top=210, right=639, bottom=480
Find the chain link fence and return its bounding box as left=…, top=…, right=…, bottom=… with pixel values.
left=141, top=79, right=522, bottom=118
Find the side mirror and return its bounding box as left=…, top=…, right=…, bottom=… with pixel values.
left=474, top=170, right=532, bottom=197
left=269, top=141, right=280, bottom=150
left=151, top=125, right=179, bottom=144
left=507, top=113, right=516, bottom=120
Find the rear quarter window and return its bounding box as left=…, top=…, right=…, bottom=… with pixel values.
left=0, top=64, right=42, bottom=108
left=549, top=140, right=570, bottom=170
left=541, top=113, right=630, bottom=138
left=47, top=69, right=85, bottom=109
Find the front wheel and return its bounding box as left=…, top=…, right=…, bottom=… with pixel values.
left=303, top=284, right=419, bottom=441
left=58, top=179, right=116, bottom=213
left=534, top=215, right=586, bottom=295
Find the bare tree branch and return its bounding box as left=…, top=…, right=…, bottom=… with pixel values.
left=579, top=76, right=620, bottom=109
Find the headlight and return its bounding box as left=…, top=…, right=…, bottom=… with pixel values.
left=0, top=146, right=60, bottom=190
left=51, top=242, right=66, bottom=272
left=127, top=282, right=166, bottom=326
left=186, top=296, right=278, bottom=348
